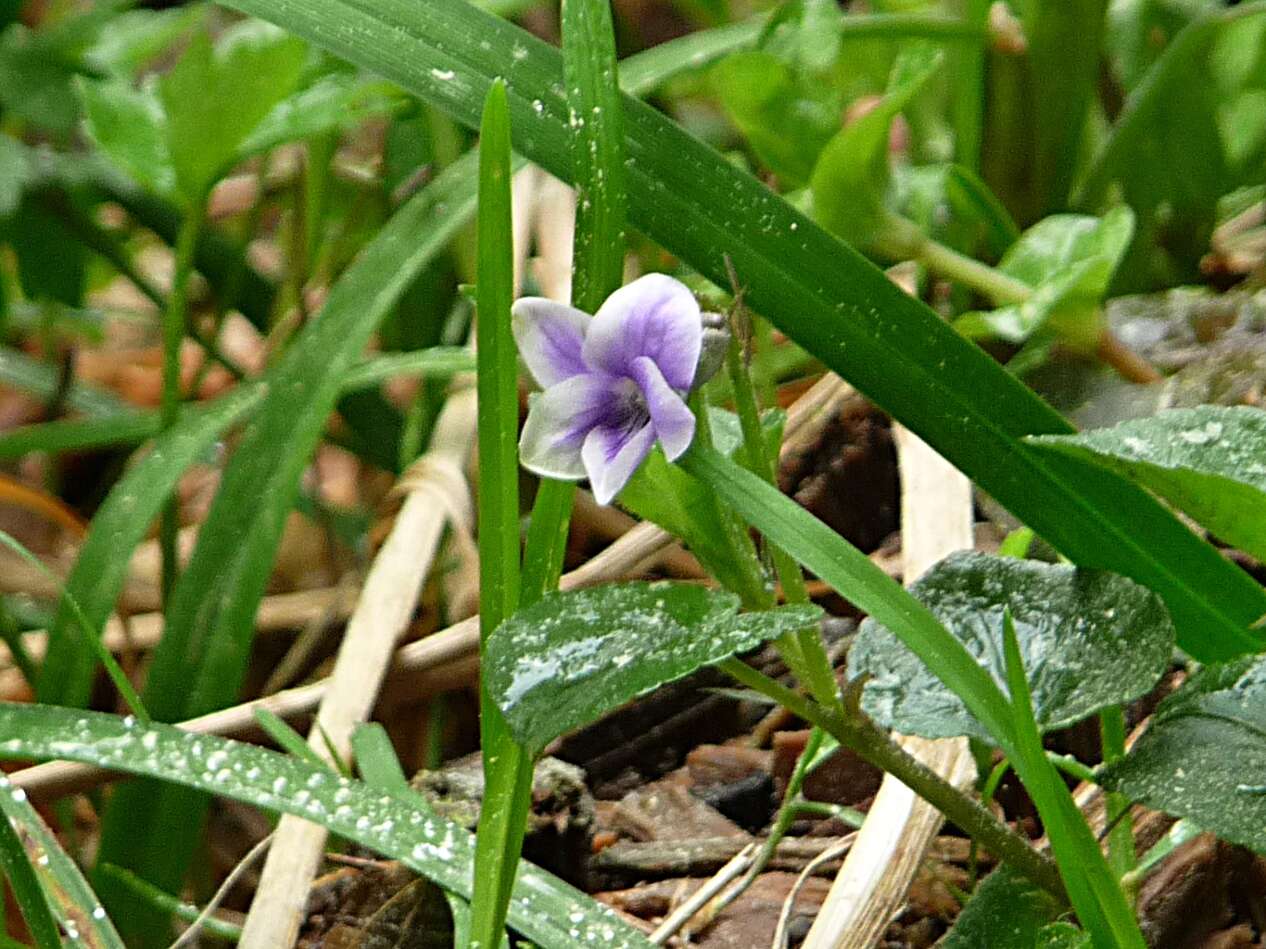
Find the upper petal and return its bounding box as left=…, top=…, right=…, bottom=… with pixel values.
left=582, top=273, right=702, bottom=391
left=519, top=373, right=619, bottom=480
left=582, top=419, right=657, bottom=505
left=629, top=356, right=696, bottom=461
left=511, top=297, right=591, bottom=388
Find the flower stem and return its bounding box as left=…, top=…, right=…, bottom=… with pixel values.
left=718, top=656, right=1067, bottom=902
left=689, top=391, right=773, bottom=611
left=159, top=201, right=205, bottom=606
left=723, top=333, right=840, bottom=710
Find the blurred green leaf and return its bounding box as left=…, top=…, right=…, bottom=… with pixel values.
left=811, top=44, right=942, bottom=247
left=851, top=551, right=1174, bottom=744
left=1101, top=655, right=1266, bottom=853
left=158, top=21, right=308, bottom=201
left=895, top=162, right=1019, bottom=260
left=3, top=196, right=88, bottom=306
left=1080, top=3, right=1266, bottom=287
left=1031, top=406, right=1266, bottom=563
left=618, top=15, right=765, bottom=97
left=0, top=346, right=126, bottom=415
left=79, top=78, right=175, bottom=197
left=93, top=149, right=485, bottom=939
left=240, top=76, right=403, bottom=158
left=37, top=385, right=262, bottom=711
left=487, top=582, right=821, bottom=752
left=956, top=207, right=1134, bottom=348
left=352, top=723, right=412, bottom=796
left=83, top=6, right=204, bottom=79
left=711, top=51, right=837, bottom=185
left=0, top=704, right=657, bottom=949
left=0, top=135, right=33, bottom=218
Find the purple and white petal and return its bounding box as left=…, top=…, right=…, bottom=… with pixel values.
left=582, top=273, right=702, bottom=390
left=511, top=297, right=591, bottom=388
left=582, top=419, right=657, bottom=505
left=629, top=356, right=695, bottom=461
left=518, top=374, right=617, bottom=480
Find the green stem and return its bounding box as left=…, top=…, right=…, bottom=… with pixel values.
left=1100, top=706, right=1135, bottom=879
left=718, top=657, right=1067, bottom=902
left=880, top=214, right=1030, bottom=306
left=690, top=391, right=772, bottom=611
left=723, top=335, right=839, bottom=708
left=159, top=202, right=205, bottom=606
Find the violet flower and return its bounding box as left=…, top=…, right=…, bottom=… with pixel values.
left=512, top=273, right=702, bottom=505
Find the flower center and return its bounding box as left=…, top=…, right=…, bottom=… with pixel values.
left=610, top=376, right=650, bottom=434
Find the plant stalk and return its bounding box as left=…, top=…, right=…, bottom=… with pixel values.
left=718, top=657, right=1067, bottom=902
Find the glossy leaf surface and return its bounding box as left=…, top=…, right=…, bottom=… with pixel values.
left=1101, top=656, right=1266, bottom=854
left=0, top=705, right=656, bottom=949
left=487, top=582, right=821, bottom=752
left=851, top=552, right=1174, bottom=743
left=1031, top=406, right=1266, bottom=563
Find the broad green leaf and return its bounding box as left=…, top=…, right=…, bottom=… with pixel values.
left=1100, top=656, right=1266, bottom=853
left=680, top=447, right=1022, bottom=755
left=851, top=552, right=1174, bottom=743
left=79, top=78, right=175, bottom=198
left=94, top=149, right=486, bottom=937
left=941, top=865, right=1062, bottom=949
left=487, top=582, right=822, bottom=752
left=158, top=21, right=307, bottom=201
left=956, top=207, right=1135, bottom=348
left=37, top=384, right=263, bottom=711
left=710, top=51, right=837, bottom=185
left=0, top=775, right=124, bottom=948
left=219, top=0, right=1266, bottom=664
left=0, top=704, right=656, bottom=949
left=810, top=44, right=943, bottom=247
left=1031, top=406, right=1266, bottom=563
left=239, top=76, right=403, bottom=158
left=0, top=14, right=102, bottom=136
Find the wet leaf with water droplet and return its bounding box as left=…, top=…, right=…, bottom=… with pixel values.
left=0, top=769, right=124, bottom=948
left=0, top=704, right=655, bottom=949
left=1101, top=655, right=1266, bottom=854
left=851, top=551, right=1174, bottom=743
left=1031, top=406, right=1266, bottom=564
left=486, top=582, right=822, bottom=752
